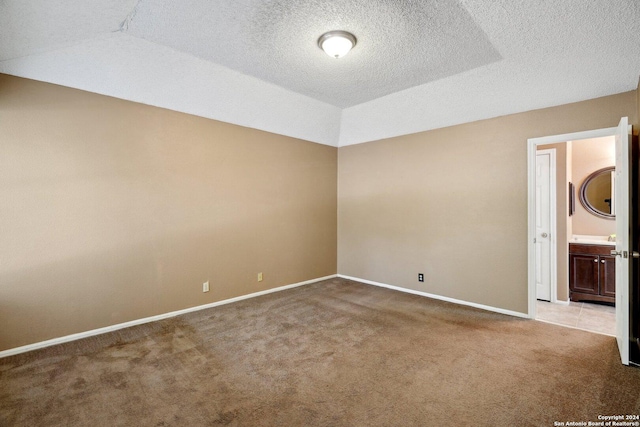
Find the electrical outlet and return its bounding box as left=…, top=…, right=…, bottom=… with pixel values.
left=258, top=272, right=263, bottom=282
left=418, top=273, right=424, bottom=282
left=203, top=281, right=210, bottom=293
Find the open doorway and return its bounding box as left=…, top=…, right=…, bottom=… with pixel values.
left=529, top=118, right=633, bottom=366
left=534, top=136, right=616, bottom=336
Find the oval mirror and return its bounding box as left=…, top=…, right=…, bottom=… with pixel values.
left=579, top=166, right=615, bottom=219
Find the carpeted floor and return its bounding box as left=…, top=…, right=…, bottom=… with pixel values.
left=1, top=278, right=639, bottom=426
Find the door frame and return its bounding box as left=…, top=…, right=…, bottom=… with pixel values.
left=527, top=126, right=618, bottom=319
left=535, top=148, right=558, bottom=303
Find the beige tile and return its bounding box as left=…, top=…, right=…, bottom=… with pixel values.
left=577, top=309, right=616, bottom=336
left=536, top=301, right=580, bottom=327
left=537, top=313, right=579, bottom=328
left=581, top=302, right=615, bottom=315
left=537, top=300, right=581, bottom=315
left=536, top=300, right=616, bottom=336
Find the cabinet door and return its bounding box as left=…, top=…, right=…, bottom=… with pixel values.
left=600, top=255, right=616, bottom=298
left=570, top=254, right=599, bottom=295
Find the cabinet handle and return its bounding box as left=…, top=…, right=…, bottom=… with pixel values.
left=594, top=259, right=598, bottom=262
left=601, top=260, right=605, bottom=263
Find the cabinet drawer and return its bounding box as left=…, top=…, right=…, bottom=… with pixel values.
left=568, top=243, right=613, bottom=256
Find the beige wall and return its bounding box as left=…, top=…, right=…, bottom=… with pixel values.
left=537, top=143, right=569, bottom=302
left=2, top=72, right=637, bottom=352
left=571, top=137, right=616, bottom=236
left=338, top=91, right=637, bottom=314
left=0, top=74, right=337, bottom=351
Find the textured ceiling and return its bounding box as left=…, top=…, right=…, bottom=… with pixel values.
left=126, top=0, right=501, bottom=108
left=1, top=0, right=639, bottom=147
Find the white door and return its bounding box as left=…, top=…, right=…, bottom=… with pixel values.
left=535, top=151, right=553, bottom=301
left=614, top=117, right=631, bottom=365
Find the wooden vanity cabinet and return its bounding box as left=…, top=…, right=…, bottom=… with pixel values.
left=569, top=243, right=615, bottom=304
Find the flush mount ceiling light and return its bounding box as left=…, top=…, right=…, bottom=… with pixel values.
left=317, top=30, right=357, bottom=59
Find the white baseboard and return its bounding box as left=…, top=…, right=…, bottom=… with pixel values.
left=552, top=299, right=571, bottom=306
left=338, top=274, right=529, bottom=319
left=0, top=274, right=337, bottom=359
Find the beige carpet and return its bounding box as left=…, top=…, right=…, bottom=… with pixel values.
left=1, top=278, right=639, bottom=426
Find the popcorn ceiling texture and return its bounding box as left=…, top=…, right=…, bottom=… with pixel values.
left=0, top=0, right=639, bottom=146
left=0, top=0, right=139, bottom=61
left=340, top=0, right=640, bottom=145
left=126, top=0, right=502, bottom=108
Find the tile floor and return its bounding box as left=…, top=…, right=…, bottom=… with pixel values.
left=536, top=300, right=616, bottom=336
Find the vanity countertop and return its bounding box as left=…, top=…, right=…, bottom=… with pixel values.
left=570, top=235, right=615, bottom=246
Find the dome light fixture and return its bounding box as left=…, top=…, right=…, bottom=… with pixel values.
left=318, top=30, right=357, bottom=59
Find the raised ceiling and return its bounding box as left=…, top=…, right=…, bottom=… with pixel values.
left=126, top=0, right=501, bottom=108
left=1, top=0, right=639, bottom=147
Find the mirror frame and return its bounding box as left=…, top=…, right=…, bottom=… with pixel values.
left=579, top=166, right=615, bottom=220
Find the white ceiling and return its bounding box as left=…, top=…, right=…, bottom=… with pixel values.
left=1, top=0, right=639, bottom=147
left=125, top=0, right=501, bottom=108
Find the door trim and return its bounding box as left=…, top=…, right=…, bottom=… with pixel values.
left=536, top=148, right=558, bottom=303
left=527, top=126, right=618, bottom=320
